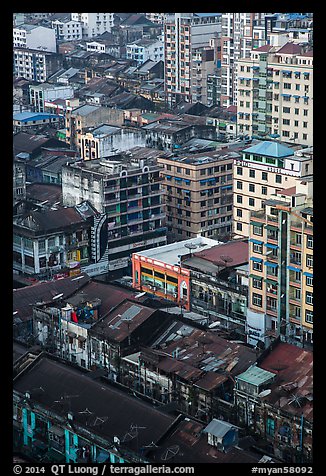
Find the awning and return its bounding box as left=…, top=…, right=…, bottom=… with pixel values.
left=264, top=261, right=278, bottom=267
left=250, top=257, right=263, bottom=262
left=265, top=224, right=278, bottom=230
left=249, top=274, right=263, bottom=280
left=287, top=265, right=302, bottom=272
left=281, top=94, right=291, bottom=97
left=265, top=243, right=278, bottom=249
left=303, top=272, right=313, bottom=277
left=220, top=185, right=232, bottom=190
left=282, top=70, right=292, bottom=74
left=250, top=239, right=263, bottom=244
left=175, top=177, right=182, bottom=181
left=264, top=278, right=278, bottom=284
left=251, top=221, right=264, bottom=226
left=77, top=335, right=87, bottom=342
left=68, top=331, right=77, bottom=338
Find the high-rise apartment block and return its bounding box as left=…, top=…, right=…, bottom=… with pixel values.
left=233, top=142, right=313, bottom=239
left=220, top=13, right=268, bottom=107
left=237, top=42, right=313, bottom=146
left=164, top=13, right=221, bottom=106
left=247, top=180, right=313, bottom=348
left=158, top=149, right=236, bottom=242
left=62, top=158, right=167, bottom=273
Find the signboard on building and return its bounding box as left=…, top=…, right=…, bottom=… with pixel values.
left=246, top=309, right=266, bottom=346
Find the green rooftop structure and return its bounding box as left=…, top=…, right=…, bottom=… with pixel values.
left=243, top=141, right=294, bottom=158
left=236, top=365, right=276, bottom=389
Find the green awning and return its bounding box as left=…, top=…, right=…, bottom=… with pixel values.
left=249, top=274, right=263, bottom=280
left=251, top=221, right=264, bottom=226
left=265, top=224, right=278, bottom=230
left=264, top=278, right=278, bottom=284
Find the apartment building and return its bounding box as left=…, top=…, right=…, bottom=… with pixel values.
left=80, top=125, right=146, bottom=160
left=71, top=13, right=114, bottom=37
left=237, top=42, right=313, bottom=146
left=158, top=149, right=236, bottom=241
left=51, top=17, right=83, bottom=41
left=233, top=142, right=313, bottom=238
left=220, top=13, right=268, bottom=107
left=164, top=13, right=221, bottom=106
left=13, top=24, right=57, bottom=53
left=62, top=158, right=167, bottom=274
left=13, top=47, right=62, bottom=82
left=126, top=38, right=164, bottom=65
left=191, top=47, right=216, bottom=105
left=29, top=83, right=74, bottom=113
left=65, top=104, right=119, bottom=152
left=13, top=201, right=97, bottom=278
left=247, top=180, right=313, bottom=349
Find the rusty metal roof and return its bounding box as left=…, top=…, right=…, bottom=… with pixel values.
left=259, top=342, right=313, bottom=420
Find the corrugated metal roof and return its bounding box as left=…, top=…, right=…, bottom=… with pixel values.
left=236, top=365, right=276, bottom=386
left=203, top=418, right=236, bottom=438
left=244, top=141, right=294, bottom=158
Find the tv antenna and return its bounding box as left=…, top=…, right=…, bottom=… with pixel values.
left=161, top=445, right=180, bottom=461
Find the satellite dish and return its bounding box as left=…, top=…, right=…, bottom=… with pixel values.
left=258, top=389, right=272, bottom=398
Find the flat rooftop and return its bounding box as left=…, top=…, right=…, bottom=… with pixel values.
left=135, top=237, right=220, bottom=266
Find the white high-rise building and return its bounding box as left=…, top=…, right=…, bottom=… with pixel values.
left=71, top=13, right=114, bottom=38
left=220, top=13, right=269, bottom=107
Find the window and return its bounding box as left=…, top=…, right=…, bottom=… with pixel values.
left=306, top=292, right=313, bottom=306
left=253, top=243, right=263, bottom=254
left=237, top=223, right=243, bottom=232
left=307, top=235, right=313, bottom=249
left=252, top=277, right=262, bottom=289
left=237, top=167, right=243, bottom=175
left=262, top=172, right=268, bottom=181
left=249, top=169, right=255, bottom=178
left=295, top=108, right=299, bottom=115
left=306, top=275, right=313, bottom=287
left=253, top=261, right=262, bottom=272
left=262, top=186, right=267, bottom=195
left=305, top=310, right=313, bottom=323
left=249, top=198, right=255, bottom=207
left=283, top=107, right=291, bottom=113
left=249, top=184, right=255, bottom=192
left=237, top=181, right=243, bottom=190
left=267, top=418, right=275, bottom=437
left=306, top=255, right=313, bottom=268
left=283, top=119, right=290, bottom=125
left=253, top=225, right=263, bottom=236
left=252, top=293, right=262, bottom=307
left=237, top=209, right=242, bottom=217
left=237, top=195, right=243, bottom=204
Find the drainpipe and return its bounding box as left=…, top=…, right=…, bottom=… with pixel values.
left=299, top=413, right=304, bottom=462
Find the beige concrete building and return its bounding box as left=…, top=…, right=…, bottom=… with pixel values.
left=237, top=42, right=313, bottom=146
left=233, top=142, right=313, bottom=239
left=164, top=13, right=221, bottom=106
left=65, top=104, right=123, bottom=152
left=158, top=149, right=237, bottom=242
left=191, top=47, right=216, bottom=105
left=247, top=180, right=313, bottom=348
